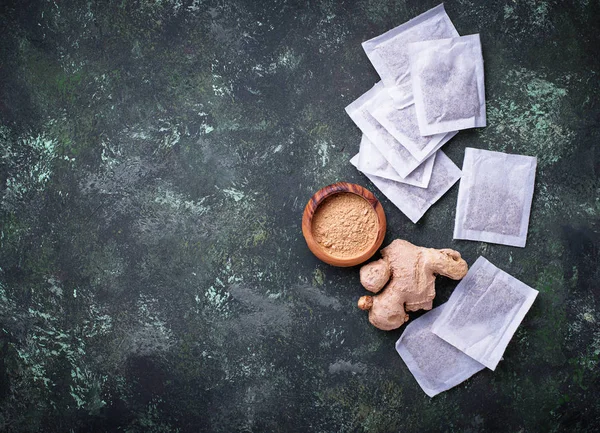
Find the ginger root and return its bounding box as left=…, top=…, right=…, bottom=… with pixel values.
left=358, top=239, right=468, bottom=330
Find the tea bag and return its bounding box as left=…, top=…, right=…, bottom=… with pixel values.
left=357, top=135, right=435, bottom=188
left=409, top=34, right=485, bottom=136
left=350, top=150, right=461, bottom=223
left=396, top=303, right=485, bottom=397
left=431, top=257, right=538, bottom=371
left=368, top=89, right=453, bottom=161
left=454, top=148, right=537, bottom=248
left=362, top=3, right=459, bottom=106
left=346, top=82, right=433, bottom=178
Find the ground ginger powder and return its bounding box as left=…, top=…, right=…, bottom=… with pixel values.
left=312, top=193, right=379, bottom=259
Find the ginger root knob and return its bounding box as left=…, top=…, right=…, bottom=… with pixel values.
left=360, top=259, right=390, bottom=293
left=358, top=296, right=373, bottom=311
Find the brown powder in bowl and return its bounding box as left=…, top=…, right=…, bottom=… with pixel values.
left=311, top=192, right=379, bottom=259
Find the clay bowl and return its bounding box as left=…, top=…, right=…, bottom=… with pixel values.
left=302, top=182, right=386, bottom=267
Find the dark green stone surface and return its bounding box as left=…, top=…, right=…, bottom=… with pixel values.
left=1, top=1, right=599, bottom=431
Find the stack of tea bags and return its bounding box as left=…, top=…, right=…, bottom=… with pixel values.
left=346, top=4, right=541, bottom=398
left=396, top=256, right=538, bottom=397
left=348, top=4, right=486, bottom=223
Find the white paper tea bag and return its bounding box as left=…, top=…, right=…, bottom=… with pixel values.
left=362, top=4, right=459, bottom=106
left=357, top=135, right=435, bottom=188
left=454, top=148, right=537, bottom=248
left=431, top=257, right=538, bottom=371
left=368, top=89, right=453, bottom=161
left=409, top=34, right=486, bottom=135
left=346, top=82, right=432, bottom=178
left=350, top=150, right=461, bottom=223
left=396, top=303, right=485, bottom=397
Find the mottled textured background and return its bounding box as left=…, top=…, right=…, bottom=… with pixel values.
left=0, top=0, right=599, bottom=432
